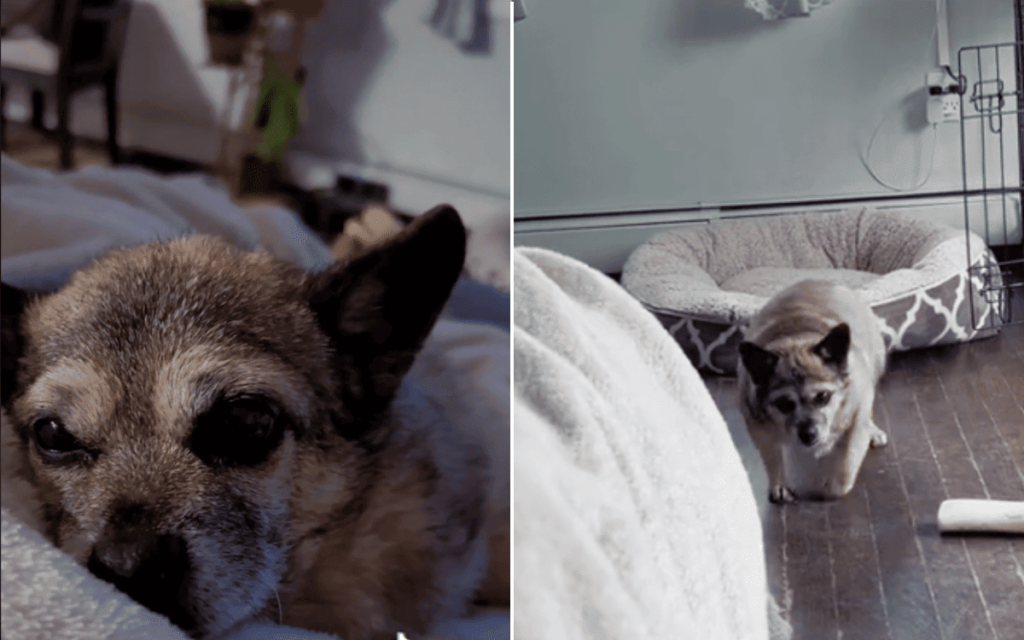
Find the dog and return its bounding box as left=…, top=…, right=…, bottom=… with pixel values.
left=1, top=205, right=507, bottom=639
left=737, top=280, right=888, bottom=503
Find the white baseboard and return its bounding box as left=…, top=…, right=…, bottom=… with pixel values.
left=515, top=195, right=1022, bottom=273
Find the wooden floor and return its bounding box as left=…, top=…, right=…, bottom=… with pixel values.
left=2, top=122, right=298, bottom=209
left=708, top=308, right=1024, bottom=640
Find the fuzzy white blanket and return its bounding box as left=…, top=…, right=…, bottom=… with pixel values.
left=0, top=154, right=509, bottom=640
left=513, top=247, right=776, bottom=640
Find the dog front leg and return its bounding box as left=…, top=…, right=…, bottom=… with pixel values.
left=825, top=409, right=883, bottom=499
left=748, top=424, right=795, bottom=504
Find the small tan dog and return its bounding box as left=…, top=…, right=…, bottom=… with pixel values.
left=737, top=280, right=888, bottom=503
left=1, top=205, right=506, bottom=639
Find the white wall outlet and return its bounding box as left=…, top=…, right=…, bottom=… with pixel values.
left=926, top=94, right=961, bottom=124
left=940, top=94, right=960, bottom=122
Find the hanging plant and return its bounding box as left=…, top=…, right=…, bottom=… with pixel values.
left=204, top=0, right=256, bottom=66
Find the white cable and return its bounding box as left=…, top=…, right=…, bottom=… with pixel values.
left=861, top=21, right=944, bottom=192
left=862, top=117, right=940, bottom=192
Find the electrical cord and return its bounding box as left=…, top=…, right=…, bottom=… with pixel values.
left=942, top=64, right=967, bottom=95
left=862, top=117, right=940, bottom=192
left=861, top=21, right=945, bottom=192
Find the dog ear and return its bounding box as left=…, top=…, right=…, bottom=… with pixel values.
left=2, top=282, right=31, bottom=407
left=307, top=204, right=466, bottom=422
left=739, top=341, right=778, bottom=387
left=814, top=323, right=851, bottom=369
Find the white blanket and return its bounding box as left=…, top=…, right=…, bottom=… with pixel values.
left=513, top=247, right=775, bottom=640
left=0, top=154, right=509, bottom=640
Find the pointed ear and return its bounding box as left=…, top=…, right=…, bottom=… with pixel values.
left=814, top=323, right=851, bottom=369
left=2, top=282, right=31, bottom=407
left=308, top=204, right=466, bottom=421
left=739, top=341, right=778, bottom=387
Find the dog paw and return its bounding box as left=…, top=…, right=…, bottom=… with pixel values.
left=769, top=485, right=797, bottom=504
left=869, top=425, right=888, bottom=448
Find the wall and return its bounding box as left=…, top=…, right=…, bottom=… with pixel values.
left=513, top=0, right=1018, bottom=219
left=286, top=0, right=510, bottom=220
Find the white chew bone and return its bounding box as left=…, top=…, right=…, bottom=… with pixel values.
left=937, top=500, right=1024, bottom=534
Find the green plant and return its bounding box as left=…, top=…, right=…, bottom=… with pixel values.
left=251, top=64, right=303, bottom=161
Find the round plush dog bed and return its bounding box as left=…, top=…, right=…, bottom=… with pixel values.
left=621, top=208, right=1003, bottom=375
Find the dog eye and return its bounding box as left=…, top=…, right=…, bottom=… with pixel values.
left=32, top=418, right=87, bottom=459
left=813, top=391, right=832, bottom=406
left=772, top=398, right=796, bottom=414
left=189, top=395, right=286, bottom=468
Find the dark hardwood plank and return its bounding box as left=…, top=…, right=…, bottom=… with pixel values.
left=877, top=363, right=995, bottom=640
left=960, top=535, right=1024, bottom=640
left=972, top=372, right=1024, bottom=475
left=828, top=488, right=893, bottom=640
left=928, top=347, right=1023, bottom=503
left=784, top=501, right=840, bottom=640
left=866, top=400, right=942, bottom=640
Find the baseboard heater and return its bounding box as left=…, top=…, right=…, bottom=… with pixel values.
left=514, top=193, right=1023, bottom=274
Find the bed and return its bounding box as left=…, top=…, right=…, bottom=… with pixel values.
left=514, top=246, right=790, bottom=640
left=0, top=153, right=510, bottom=640
left=621, top=208, right=1003, bottom=375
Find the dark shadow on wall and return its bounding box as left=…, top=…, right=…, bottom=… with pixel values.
left=901, top=86, right=930, bottom=132
left=430, top=0, right=492, bottom=56
left=292, top=0, right=394, bottom=163
left=664, top=0, right=783, bottom=45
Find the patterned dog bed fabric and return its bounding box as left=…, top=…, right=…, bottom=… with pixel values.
left=621, top=208, right=1003, bottom=375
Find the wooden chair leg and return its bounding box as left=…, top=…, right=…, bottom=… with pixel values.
left=104, top=72, right=120, bottom=164
left=56, top=86, right=73, bottom=169
left=30, top=90, right=45, bottom=131
left=1, top=83, right=7, bottom=151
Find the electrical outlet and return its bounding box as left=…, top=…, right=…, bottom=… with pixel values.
left=926, top=94, right=961, bottom=124
left=940, top=94, right=960, bottom=122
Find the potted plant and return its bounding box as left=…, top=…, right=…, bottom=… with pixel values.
left=240, top=64, right=305, bottom=193
left=204, top=0, right=257, bottom=66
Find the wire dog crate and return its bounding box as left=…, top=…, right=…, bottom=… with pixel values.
left=958, top=41, right=1024, bottom=329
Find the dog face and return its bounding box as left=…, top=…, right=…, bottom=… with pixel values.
left=738, top=280, right=887, bottom=503
left=1, top=206, right=467, bottom=638
left=739, top=324, right=851, bottom=452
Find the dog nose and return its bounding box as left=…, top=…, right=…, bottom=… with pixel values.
left=88, top=532, right=195, bottom=631
left=797, top=422, right=818, bottom=446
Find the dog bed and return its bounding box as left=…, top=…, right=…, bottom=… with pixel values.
left=621, top=208, right=1003, bottom=375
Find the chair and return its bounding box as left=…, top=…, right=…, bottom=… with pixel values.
left=1, top=0, right=132, bottom=169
